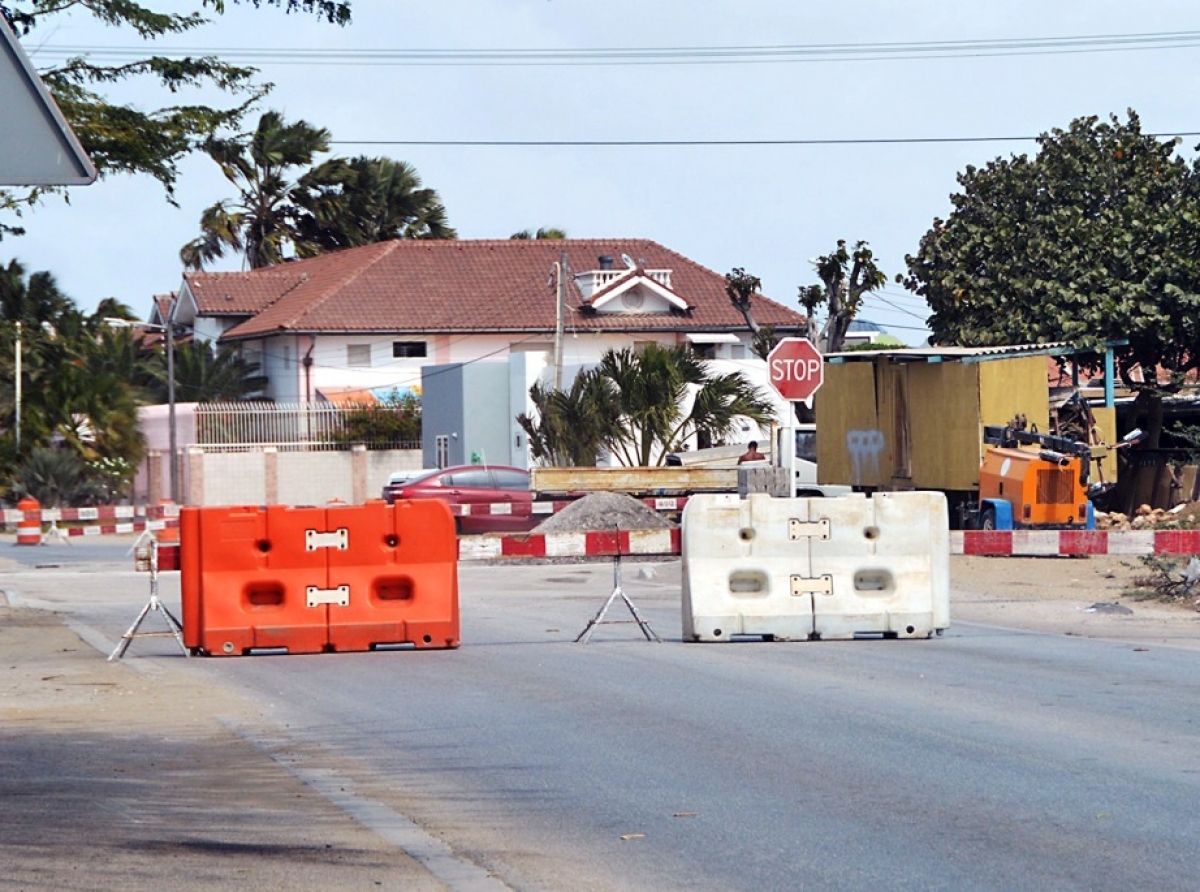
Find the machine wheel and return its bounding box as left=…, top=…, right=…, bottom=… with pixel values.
left=979, top=506, right=997, bottom=531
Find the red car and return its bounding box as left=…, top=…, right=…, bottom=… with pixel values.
left=381, top=464, right=536, bottom=534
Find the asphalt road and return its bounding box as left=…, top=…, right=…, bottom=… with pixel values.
left=7, top=549, right=1200, bottom=891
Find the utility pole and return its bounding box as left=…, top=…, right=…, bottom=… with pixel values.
left=553, top=251, right=566, bottom=390
left=14, top=320, right=21, bottom=455
left=166, top=297, right=179, bottom=504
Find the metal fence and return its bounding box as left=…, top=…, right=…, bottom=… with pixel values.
left=194, top=401, right=420, bottom=452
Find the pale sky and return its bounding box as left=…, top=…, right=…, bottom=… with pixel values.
left=8, top=1, right=1200, bottom=345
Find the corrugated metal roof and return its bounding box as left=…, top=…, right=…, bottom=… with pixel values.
left=826, top=342, right=1106, bottom=364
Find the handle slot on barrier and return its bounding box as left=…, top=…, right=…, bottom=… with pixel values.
left=788, top=518, right=830, bottom=541
left=305, top=528, right=349, bottom=551
left=790, top=574, right=833, bottom=597
left=306, top=585, right=350, bottom=607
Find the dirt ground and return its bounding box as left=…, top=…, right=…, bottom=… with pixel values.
left=949, top=552, right=1200, bottom=649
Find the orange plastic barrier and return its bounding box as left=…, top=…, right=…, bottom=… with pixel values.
left=181, top=501, right=459, bottom=657
left=325, top=500, right=460, bottom=651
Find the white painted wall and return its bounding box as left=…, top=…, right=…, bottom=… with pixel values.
left=240, top=330, right=724, bottom=404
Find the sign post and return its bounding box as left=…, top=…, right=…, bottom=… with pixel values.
left=767, top=338, right=824, bottom=489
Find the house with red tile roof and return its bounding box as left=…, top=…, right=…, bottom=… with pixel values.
left=171, top=238, right=807, bottom=403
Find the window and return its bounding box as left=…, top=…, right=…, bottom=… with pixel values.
left=347, top=344, right=372, bottom=367
left=392, top=341, right=428, bottom=358
left=435, top=435, right=450, bottom=469
left=493, top=469, right=531, bottom=491
left=446, top=469, right=490, bottom=487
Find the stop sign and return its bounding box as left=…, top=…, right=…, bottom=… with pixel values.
left=766, top=338, right=824, bottom=401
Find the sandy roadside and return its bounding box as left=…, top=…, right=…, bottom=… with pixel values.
left=1, top=547, right=1197, bottom=887
left=0, top=552, right=452, bottom=890
left=949, top=552, right=1200, bottom=649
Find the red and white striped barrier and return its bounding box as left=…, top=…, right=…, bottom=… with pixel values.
left=449, top=496, right=689, bottom=519
left=458, top=528, right=1200, bottom=562
left=3, top=502, right=180, bottom=539
left=954, top=529, right=1200, bottom=556
left=458, top=528, right=681, bottom=561
left=47, top=518, right=179, bottom=539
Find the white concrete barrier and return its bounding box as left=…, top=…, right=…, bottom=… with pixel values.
left=681, top=492, right=950, bottom=642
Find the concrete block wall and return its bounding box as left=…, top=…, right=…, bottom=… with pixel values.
left=178, top=447, right=424, bottom=507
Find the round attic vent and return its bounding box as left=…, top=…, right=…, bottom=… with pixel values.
left=622, top=290, right=644, bottom=310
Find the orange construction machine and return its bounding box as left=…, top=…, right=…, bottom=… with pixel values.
left=964, top=422, right=1143, bottom=531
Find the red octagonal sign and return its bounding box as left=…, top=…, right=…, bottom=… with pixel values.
left=767, top=337, right=824, bottom=401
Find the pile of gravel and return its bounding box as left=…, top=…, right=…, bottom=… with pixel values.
left=533, top=491, right=677, bottom=533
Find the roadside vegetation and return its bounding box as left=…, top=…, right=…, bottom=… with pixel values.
left=518, top=343, right=775, bottom=467
left=1125, top=554, right=1200, bottom=606
left=0, top=261, right=265, bottom=505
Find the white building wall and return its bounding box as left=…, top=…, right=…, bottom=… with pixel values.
left=259, top=334, right=304, bottom=402
left=239, top=329, right=755, bottom=404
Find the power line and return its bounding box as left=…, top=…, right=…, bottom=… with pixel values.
left=29, top=28, right=1200, bottom=67
left=321, top=131, right=1200, bottom=148
left=866, top=293, right=929, bottom=323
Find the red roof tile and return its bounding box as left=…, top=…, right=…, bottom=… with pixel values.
left=184, top=239, right=805, bottom=339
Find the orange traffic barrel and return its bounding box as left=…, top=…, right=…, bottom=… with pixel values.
left=155, top=517, right=181, bottom=570
left=16, top=496, right=41, bottom=546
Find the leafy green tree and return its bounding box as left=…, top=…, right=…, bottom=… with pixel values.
left=900, top=111, right=1199, bottom=444
left=1, top=1, right=352, bottom=238
left=522, top=344, right=776, bottom=467
left=799, top=240, right=887, bottom=354
left=0, top=262, right=146, bottom=492
left=296, top=156, right=456, bottom=250
left=331, top=393, right=422, bottom=448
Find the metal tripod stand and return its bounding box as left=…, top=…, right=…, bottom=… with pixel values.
left=109, top=536, right=189, bottom=660
left=575, top=536, right=662, bottom=644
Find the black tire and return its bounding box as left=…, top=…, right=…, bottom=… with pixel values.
left=979, top=506, right=997, bottom=531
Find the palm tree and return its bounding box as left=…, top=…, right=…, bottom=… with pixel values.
left=517, top=369, right=622, bottom=466
left=510, top=227, right=567, bottom=240
left=0, top=261, right=86, bottom=458
left=154, top=340, right=267, bottom=403
left=296, top=156, right=456, bottom=249
left=0, top=259, right=77, bottom=327
left=180, top=110, right=332, bottom=270
left=182, top=113, right=457, bottom=270
left=521, top=344, right=776, bottom=467
left=79, top=325, right=160, bottom=403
